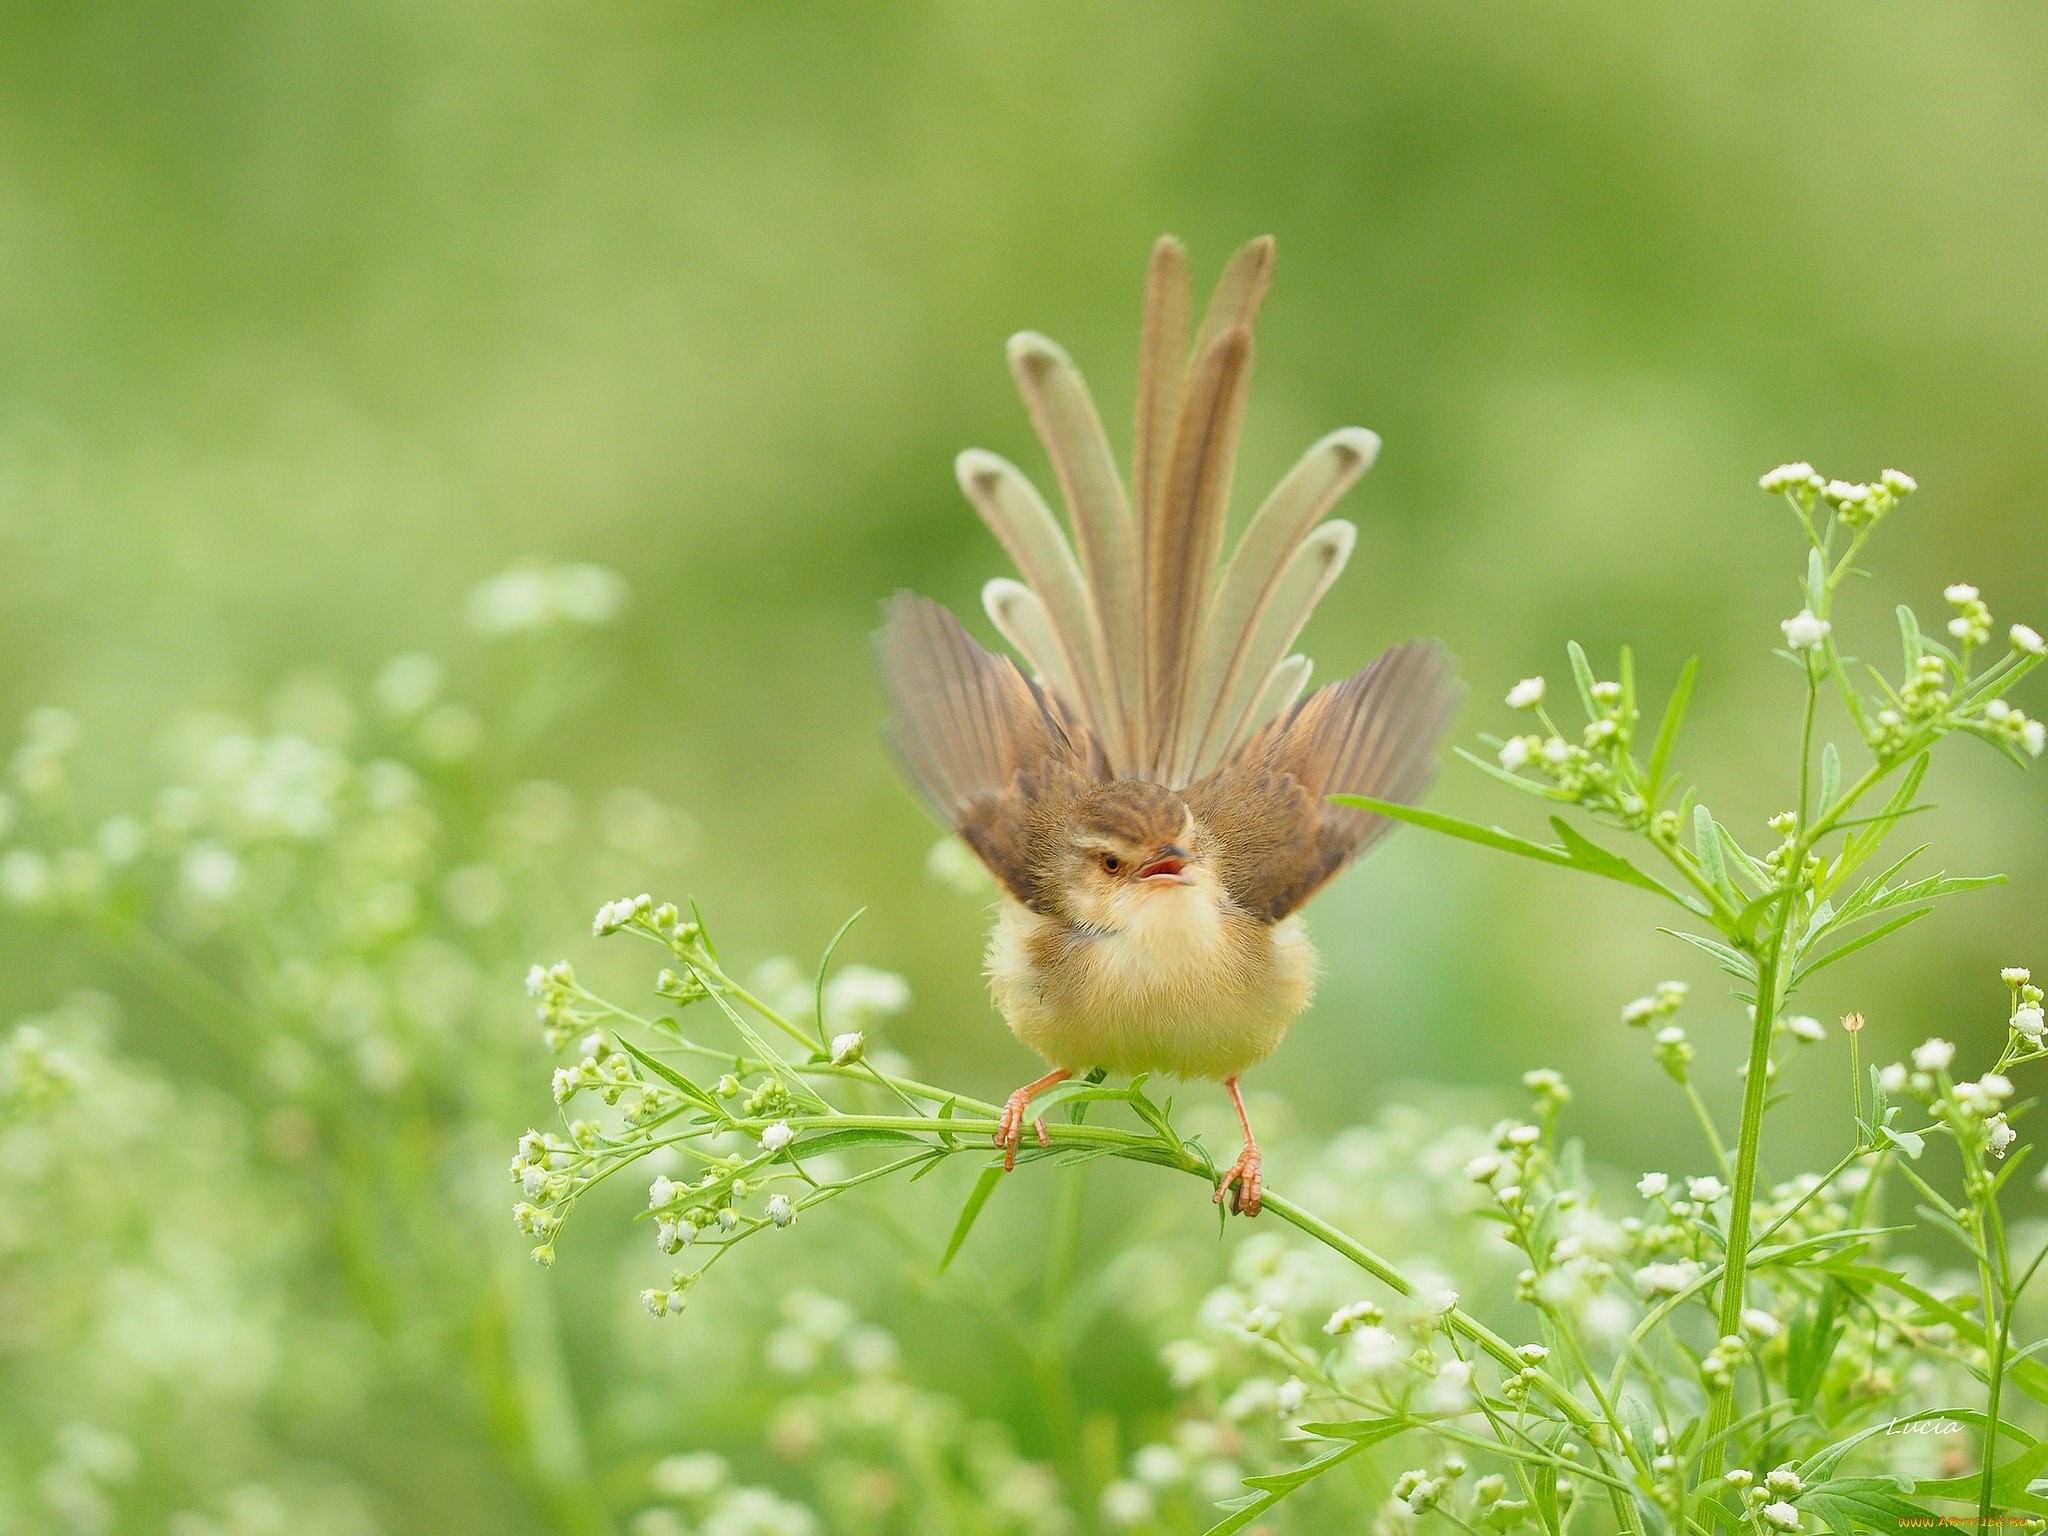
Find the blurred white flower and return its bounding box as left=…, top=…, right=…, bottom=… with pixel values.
left=465, top=561, right=627, bottom=637
left=1505, top=677, right=1545, bottom=709
left=1912, top=1038, right=1955, bottom=1072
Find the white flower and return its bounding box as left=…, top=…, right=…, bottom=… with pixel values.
left=2023, top=719, right=2045, bottom=758
left=1324, top=1300, right=1383, bottom=1335
left=1100, top=1481, right=1155, bottom=1528
left=1987, top=1115, right=2017, bottom=1158
left=1740, top=1307, right=1782, bottom=1339
left=1780, top=608, right=1830, bottom=651
left=823, top=965, right=911, bottom=1026
left=1767, top=1467, right=1804, bottom=1496
left=641, top=1288, right=672, bottom=1317
left=1786, top=1014, right=1825, bottom=1043
left=1506, top=677, right=1546, bottom=709
left=1912, top=1038, right=1955, bottom=1072
left=466, top=561, right=627, bottom=636
left=765, top=1194, right=795, bottom=1227
left=1621, top=996, right=1658, bottom=1026
left=2015, top=1005, right=2045, bottom=1042
left=1540, top=736, right=1570, bottom=764
left=760, top=1121, right=795, bottom=1152
left=1636, top=1172, right=1669, bottom=1198
left=1760, top=1499, right=1802, bottom=1532
left=1275, top=1377, right=1308, bottom=1416
left=1423, top=1288, right=1459, bottom=1315
left=1634, top=1261, right=1702, bottom=1298
left=1880, top=468, right=1917, bottom=495
left=1342, top=1325, right=1404, bottom=1377
left=2013, top=624, right=2047, bottom=656
left=1759, top=462, right=1817, bottom=493
left=2005, top=967, right=2034, bottom=986
left=1132, top=1443, right=1182, bottom=1487
left=1497, top=736, right=1532, bottom=771
left=649, top=1176, right=681, bottom=1208
left=828, top=1031, right=865, bottom=1066
left=1879, top=1063, right=1908, bottom=1094
left=1687, top=1176, right=1727, bottom=1203
left=1975, top=1073, right=2014, bottom=1102
left=1465, top=1155, right=1502, bottom=1184
left=1944, top=583, right=1980, bottom=604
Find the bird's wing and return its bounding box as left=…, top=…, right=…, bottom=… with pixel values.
left=876, top=593, right=1100, bottom=911
left=1189, top=641, right=1461, bottom=921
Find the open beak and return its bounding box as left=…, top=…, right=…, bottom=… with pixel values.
left=1136, top=846, right=1191, bottom=884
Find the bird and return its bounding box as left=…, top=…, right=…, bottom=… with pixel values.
left=875, top=235, right=1460, bottom=1216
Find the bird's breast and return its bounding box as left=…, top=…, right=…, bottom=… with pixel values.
left=985, top=895, right=1317, bottom=1081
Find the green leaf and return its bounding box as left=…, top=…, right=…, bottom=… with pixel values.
left=1807, top=546, right=1827, bottom=607
left=1821, top=740, right=1841, bottom=807
left=1330, top=797, right=1580, bottom=872
left=1910, top=1441, right=2048, bottom=1514
left=1547, top=817, right=1701, bottom=908
left=812, top=906, right=868, bottom=1051
left=940, top=1165, right=1004, bottom=1271
left=1898, top=604, right=1924, bottom=671
left=1202, top=1442, right=1372, bottom=1536
left=1658, top=927, right=1758, bottom=982
left=611, top=1036, right=724, bottom=1116
left=1792, top=907, right=1934, bottom=985
left=1566, top=639, right=1599, bottom=716
left=1801, top=1408, right=2032, bottom=1483
left=1645, top=656, right=1699, bottom=801
left=1713, top=820, right=1771, bottom=892
left=1821, top=1264, right=2048, bottom=1406
left=1454, top=745, right=1576, bottom=800
left=1693, top=803, right=1733, bottom=898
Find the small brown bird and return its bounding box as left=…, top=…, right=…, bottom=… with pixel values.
left=877, top=236, right=1459, bottom=1214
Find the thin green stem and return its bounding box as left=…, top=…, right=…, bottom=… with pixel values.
left=1697, top=917, right=1788, bottom=1490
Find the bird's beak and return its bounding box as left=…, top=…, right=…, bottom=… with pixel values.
left=1136, top=846, right=1191, bottom=884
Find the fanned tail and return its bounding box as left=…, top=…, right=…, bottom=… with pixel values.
left=949, top=235, right=1388, bottom=789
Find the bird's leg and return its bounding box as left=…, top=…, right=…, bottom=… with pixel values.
left=1215, top=1077, right=1263, bottom=1216
left=994, top=1068, right=1072, bottom=1171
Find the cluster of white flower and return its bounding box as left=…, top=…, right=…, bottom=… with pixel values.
left=464, top=560, right=627, bottom=637
left=1492, top=665, right=1646, bottom=825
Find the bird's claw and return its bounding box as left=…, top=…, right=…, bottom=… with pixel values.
left=994, top=1090, right=1049, bottom=1172
left=1215, top=1144, right=1263, bottom=1217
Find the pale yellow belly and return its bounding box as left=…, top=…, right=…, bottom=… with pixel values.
left=985, top=899, right=1317, bottom=1081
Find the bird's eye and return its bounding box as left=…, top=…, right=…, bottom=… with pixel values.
left=1100, top=853, right=1121, bottom=873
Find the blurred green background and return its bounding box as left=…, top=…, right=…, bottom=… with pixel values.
left=3, top=1, right=2045, bottom=1531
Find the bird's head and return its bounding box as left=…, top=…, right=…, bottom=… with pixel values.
left=1048, top=782, right=1219, bottom=931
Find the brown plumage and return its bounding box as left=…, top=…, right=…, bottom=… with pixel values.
left=875, top=237, right=1461, bottom=1214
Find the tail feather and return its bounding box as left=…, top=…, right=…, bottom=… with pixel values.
left=1181, top=428, right=1379, bottom=773
left=1006, top=333, right=1142, bottom=768
left=1145, top=321, right=1253, bottom=779
left=1184, top=519, right=1356, bottom=781
left=932, top=236, right=1407, bottom=799
left=1131, top=235, right=1190, bottom=585
left=954, top=449, right=1117, bottom=748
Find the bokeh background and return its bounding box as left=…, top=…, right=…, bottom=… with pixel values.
left=2, top=2, right=2044, bottom=1532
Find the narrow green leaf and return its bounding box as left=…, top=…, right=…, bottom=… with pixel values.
left=1693, top=804, right=1732, bottom=898
left=1566, top=639, right=1599, bottom=716
left=1330, top=797, right=1577, bottom=871
left=612, top=1036, right=724, bottom=1115
left=812, top=906, right=869, bottom=1051
left=1547, top=817, right=1701, bottom=909
left=1713, top=820, right=1771, bottom=892
left=1793, top=907, right=1934, bottom=985
left=1898, top=604, right=1923, bottom=671
left=1202, top=1443, right=1369, bottom=1536
left=1658, top=927, right=1758, bottom=981
left=1454, top=746, right=1577, bottom=800
left=940, top=1165, right=1004, bottom=1271
left=1645, top=656, right=1699, bottom=801
left=1807, top=546, right=1827, bottom=607
left=1820, top=740, right=1841, bottom=807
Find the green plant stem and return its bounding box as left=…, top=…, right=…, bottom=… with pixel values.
left=1697, top=918, right=1788, bottom=1490
left=1974, top=1224, right=2008, bottom=1531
